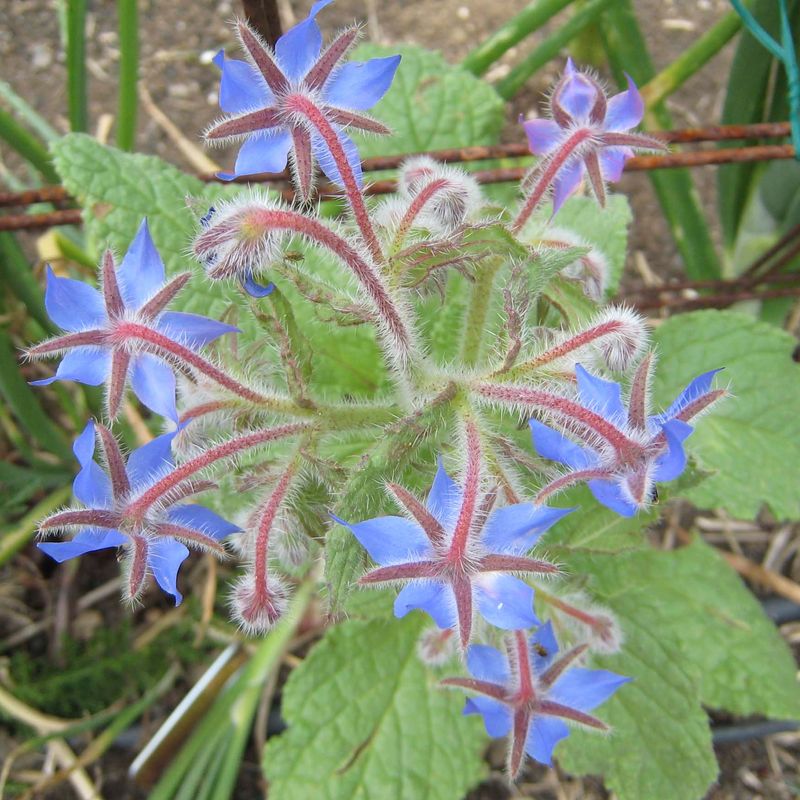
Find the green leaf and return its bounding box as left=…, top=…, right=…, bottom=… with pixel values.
left=50, top=134, right=389, bottom=397
left=547, top=485, right=656, bottom=553
left=558, top=538, right=800, bottom=800
left=651, top=310, right=800, bottom=519
left=263, top=616, right=486, bottom=800
left=351, top=44, right=505, bottom=156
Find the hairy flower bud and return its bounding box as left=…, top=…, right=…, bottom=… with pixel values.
left=192, top=192, right=286, bottom=287
left=229, top=570, right=290, bottom=634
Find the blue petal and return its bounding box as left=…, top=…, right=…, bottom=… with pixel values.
left=552, top=159, right=584, bottom=214
left=587, top=479, right=638, bottom=517
left=126, top=430, right=176, bottom=489
left=43, top=266, right=106, bottom=332
left=549, top=667, right=631, bottom=712
left=605, top=74, right=644, bottom=131
left=426, top=458, right=463, bottom=529
left=323, top=55, right=401, bottom=110
left=522, top=118, right=563, bottom=156
left=74, top=461, right=113, bottom=508
left=312, top=127, right=362, bottom=188
left=393, top=581, right=456, bottom=629
left=331, top=514, right=432, bottom=565
left=156, top=311, right=239, bottom=349
left=466, top=644, right=510, bottom=685
left=557, top=68, right=596, bottom=121
left=167, top=504, right=240, bottom=540
left=599, top=148, right=630, bottom=183
left=73, top=420, right=96, bottom=466
left=525, top=716, right=570, bottom=766
left=656, top=368, right=724, bottom=423
left=464, top=697, right=512, bottom=738
left=575, top=364, right=625, bottom=421
left=475, top=573, right=539, bottom=630
left=274, top=0, right=333, bottom=81
left=530, top=620, right=559, bottom=671
left=652, top=419, right=693, bottom=482
left=29, top=348, right=110, bottom=388
left=231, top=130, right=293, bottom=177
left=213, top=51, right=273, bottom=113
left=117, top=220, right=166, bottom=309
left=130, top=354, right=178, bottom=422
left=529, top=419, right=595, bottom=469
left=148, top=538, right=190, bottom=605
left=242, top=273, right=276, bottom=297
left=482, top=503, right=574, bottom=554
left=38, top=528, right=127, bottom=562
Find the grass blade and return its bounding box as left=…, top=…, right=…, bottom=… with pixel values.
left=117, top=0, right=139, bottom=151
left=462, top=0, right=576, bottom=76
left=495, top=0, right=613, bottom=100
left=0, top=108, right=60, bottom=183
left=0, top=232, right=53, bottom=332
left=66, top=0, right=88, bottom=132
left=0, top=80, right=59, bottom=143
left=0, top=485, right=71, bottom=567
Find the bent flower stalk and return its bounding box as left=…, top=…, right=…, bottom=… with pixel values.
left=24, top=2, right=728, bottom=781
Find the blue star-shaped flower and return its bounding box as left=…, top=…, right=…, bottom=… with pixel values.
left=443, top=622, right=629, bottom=775
left=38, top=421, right=239, bottom=605
left=520, top=59, right=663, bottom=214
left=205, top=0, right=400, bottom=197
left=335, top=448, right=572, bottom=648
left=27, top=219, right=238, bottom=421
left=530, top=358, right=724, bottom=516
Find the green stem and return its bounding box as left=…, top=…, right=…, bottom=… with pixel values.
left=495, top=0, right=614, bottom=100
left=0, top=108, right=59, bottom=183
left=117, top=0, right=139, bottom=150
left=0, top=80, right=59, bottom=142
left=0, top=233, right=53, bottom=332
left=641, top=11, right=744, bottom=108
left=66, top=0, right=88, bottom=132
left=0, top=485, right=72, bottom=567
left=462, top=0, right=576, bottom=76
left=0, top=329, right=72, bottom=461
left=460, top=260, right=500, bottom=368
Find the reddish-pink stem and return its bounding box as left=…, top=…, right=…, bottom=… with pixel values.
left=116, top=322, right=272, bottom=404
left=126, top=423, right=309, bottom=518
left=512, top=128, right=593, bottom=232
left=514, top=629, right=536, bottom=702
left=391, top=177, right=450, bottom=249
left=507, top=319, right=628, bottom=376
left=101, top=250, right=125, bottom=318
left=534, top=468, right=612, bottom=504
left=244, top=209, right=412, bottom=357
left=252, top=466, right=296, bottom=593
left=40, top=509, right=121, bottom=531
left=448, top=420, right=481, bottom=562
left=27, top=330, right=105, bottom=356
left=284, top=93, right=384, bottom=265
left=475, top=382, right=642, bottom=461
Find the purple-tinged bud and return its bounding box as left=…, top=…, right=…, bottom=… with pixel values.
left=536, top=228, right=609, bottom=301
left=193, top=192, right=286, bottom=283
left=396, top=156, right=482, bottom=236
left=229, top=571, right=290, bottom=635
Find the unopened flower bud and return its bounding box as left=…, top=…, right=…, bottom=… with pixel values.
left=229, top=570, right=290, bottom=634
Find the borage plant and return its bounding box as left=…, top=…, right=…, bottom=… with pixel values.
left=26, top=3, right=800, bottom=798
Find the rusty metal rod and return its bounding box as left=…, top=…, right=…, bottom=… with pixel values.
left=1, top=121, right=794, bottom=210
left=2, top=142, right=796, bottom=232
left=629, top=284, right=800, bottom=313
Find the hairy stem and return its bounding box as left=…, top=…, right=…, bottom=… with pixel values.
left=461, top=259, right=500, bottom=368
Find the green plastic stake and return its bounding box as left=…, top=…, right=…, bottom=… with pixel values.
left=731, top=0, right=800, bottom=157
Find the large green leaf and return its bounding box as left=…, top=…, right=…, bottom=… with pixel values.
left=651, top=310, right=800, bottom=519
left=263, top=616, right=486, bottom=800
left=557, top=538, right=800, bottom=800
left=352, top=44, right=505, bottom=157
